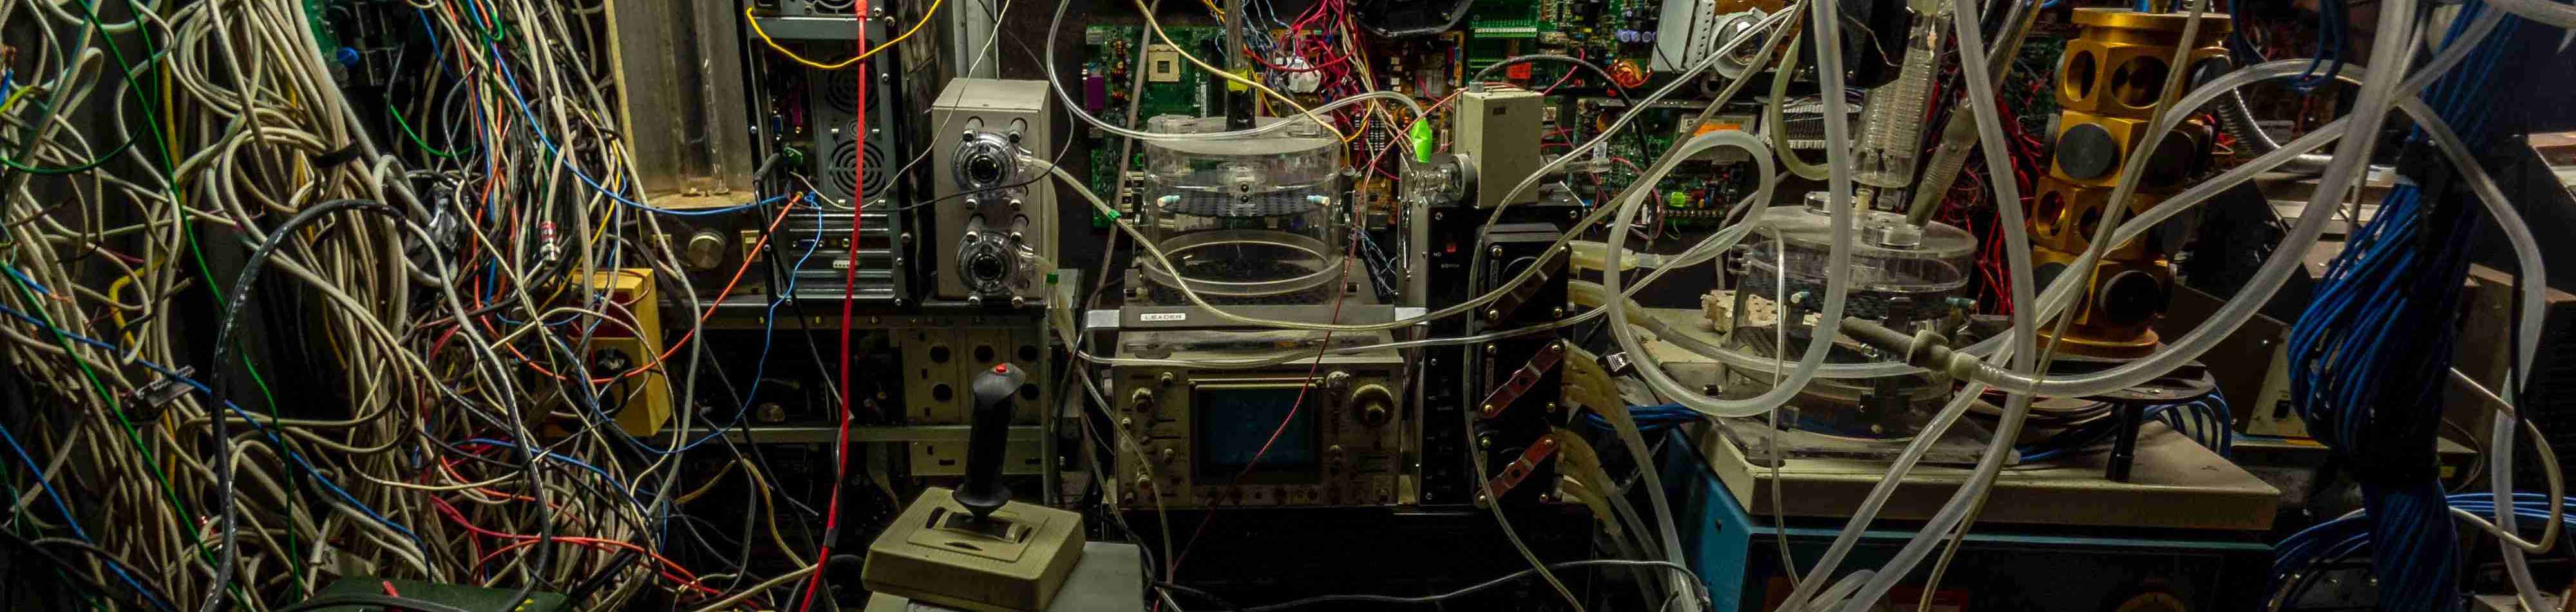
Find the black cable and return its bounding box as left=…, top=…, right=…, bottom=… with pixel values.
left=1233, top=559, right=1705, bottom=611
left=199, top=199, right=408, bottom=612
left=0, top=530, right=160, bottom=611
left=272, top=594, right=477, bottom=612
left=1156, top=582, right=1244, bottom=612
left=564, top=550, right=642, bottom=603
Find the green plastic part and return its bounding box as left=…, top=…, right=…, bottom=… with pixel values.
left=1409, top=120, right=1434, bottom=163
left=1666, top=191, right=1689, bottom=208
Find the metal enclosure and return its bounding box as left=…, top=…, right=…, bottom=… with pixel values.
left=929, top=79, right=1057, bottom=303
left=605, top=0, right=755, bottom=199
left=1454, top=85, right=1544, bottom=209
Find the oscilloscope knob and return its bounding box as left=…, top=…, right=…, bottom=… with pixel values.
left=1351, top=383, right=1395, bottom=428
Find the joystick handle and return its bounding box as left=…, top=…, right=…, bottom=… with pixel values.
left=954, top=363, right=1025, bottom=519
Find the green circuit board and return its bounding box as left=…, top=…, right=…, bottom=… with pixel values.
left=1081, top=24, right=1229, bottom=224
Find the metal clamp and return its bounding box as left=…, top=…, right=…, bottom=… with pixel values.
left=1478, top=342, right=1564, bottom=419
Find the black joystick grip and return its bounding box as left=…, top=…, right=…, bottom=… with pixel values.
left=954, top=363, right=1025, bottom=519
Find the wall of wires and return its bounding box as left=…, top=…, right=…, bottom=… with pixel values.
left=2, top=0, right=2575, bottom=609
left=0, top=0, right=860, bottom=609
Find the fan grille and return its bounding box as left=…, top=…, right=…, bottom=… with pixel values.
left=823, top=137, right=889, bottom=204
left=821, top=66, right=863, bottom=114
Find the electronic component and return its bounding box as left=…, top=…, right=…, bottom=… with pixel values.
left=1108, top=332, right=1412, bottom=508
left=1454, top=84, right=1546, bottom=209
left=768, top=31, right=914, bottom=306
left=1146, top=45, right=1183, bottom=82
left=866, top=364, right=1089, bottom=612
left=930, top=78, right=1057, bottom=305
left=580, top=269, right=672, bottom=437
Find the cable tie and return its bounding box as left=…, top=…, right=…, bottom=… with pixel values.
left=312, top=143, right=366, bottom=169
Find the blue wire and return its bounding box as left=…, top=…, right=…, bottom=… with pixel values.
left=0, top=276, right=421, bottom=542
left=457, top=438, right=643, bottom=506
left=475, top=37, right=773, bottom=216
left=574, top=195, right=825, bottom=457
left=0, top=420, right=178, bottom=611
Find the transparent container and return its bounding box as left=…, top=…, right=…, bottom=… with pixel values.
left=1852, top=8, right=1951, bottom=190
left=1725, top=196, right=1975, bottom=439
left=1137, top=115, right=1345, bottom=304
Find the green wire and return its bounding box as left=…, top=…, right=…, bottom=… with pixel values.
left=0, top=437, right=104, bottom=611
left=387, top=104, right=459, bottom=158
left=59, top=0, right=309, bottom=593
left=0, top=97, right=137, bottom=177
left=0, top=271, right=196, bottom=540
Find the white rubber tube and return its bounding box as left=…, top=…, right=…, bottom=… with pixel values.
left=1785, top=0, right=2049, bottom=605
left=1925, top=5, right=2492, bottom=397
left=1600, top=6, right=1845, bottom=420
left=2488, top=0, right=2576, bottom=29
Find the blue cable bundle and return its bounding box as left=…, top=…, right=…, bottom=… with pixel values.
left=2282, top=3, right=2522, bottom=609
left=1579, top=403, right=1701, bottom=437
left=2291, top=0, right=2354, bottom=91
left=2272, top=493, right=2576, bottom=606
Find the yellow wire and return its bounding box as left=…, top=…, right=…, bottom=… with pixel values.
left=1130, top=0, right=1344, bottom=140
left=744, top=1, right=945, bottom=70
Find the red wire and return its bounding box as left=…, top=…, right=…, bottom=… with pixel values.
left=1158, top=95, right=1403, bottom=591
left=795, top=8, right=870, bottom=611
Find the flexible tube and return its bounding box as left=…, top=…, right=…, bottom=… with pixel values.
left=1604, top=129, right=1815, bottom=419
left=1040, top=0, right=1425, bottom=143
left=1766, top=34, right=1833, bottom=182
left=1922, top=8, right=2497, bottom=397
left=2211, top=89, right=2336, bottom=175
left=1788, top=0, right=2050, bottom=605
left=2488, top=0, right=2576, bottom=29
left=1032, top=14, right=1785, bottom=335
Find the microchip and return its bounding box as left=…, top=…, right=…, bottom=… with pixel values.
left=1146, top=46, right=1182, bottom=82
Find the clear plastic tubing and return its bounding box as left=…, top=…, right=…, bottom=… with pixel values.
left=1936, top=6, right=2494, bottom=398
left=1041, top=0, right=1424, bottom=142
left=1604, top=131, right=1821, bottom=419
left=1591, top=128, right=1781, bottom=612
left=1812, top=3, right=2524, bottom=609
left=1788, top=0, right=2047, bottom=605
left=2488, top=0, right=2576, bottom=29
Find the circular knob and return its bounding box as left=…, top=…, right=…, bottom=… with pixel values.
left=683, top=231, right=725, bottom=271
left=1350, top=383, right=1395, bottom=427
left=1130, top=388, right=1158, bottom=415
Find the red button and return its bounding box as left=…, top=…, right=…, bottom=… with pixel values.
left=993, top=365, right=1009, bottom=374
